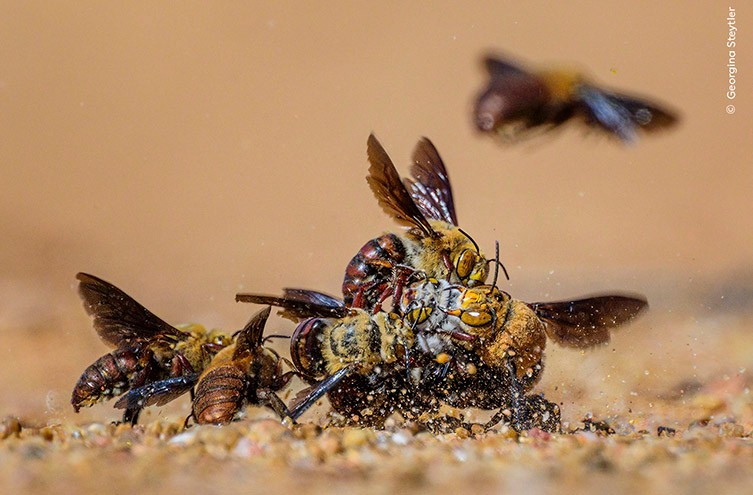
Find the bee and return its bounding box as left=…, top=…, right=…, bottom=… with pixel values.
left=342, top=134, right=489, bottom=311
left=474, top=55, right=678, bottom=143
left=114, top=307, right=295, bottom=425
left=71, top=272, right=232, bottom=424
left=400, top=273, right=648, bottom=432
left=236, top=289, right=441, bottom=427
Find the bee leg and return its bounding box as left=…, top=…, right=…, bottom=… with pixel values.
left=276, top=370, right=296, bottom=390
left=171, top=353, right=196, bottom=376
left=482, top=357, right=528, bottom=432
left=507, top=358, right=528, bottom=431
left=351, top=280, right=384, bottom=310
left=440, top=250, right=454, bottom=275
left=183, top=411, right=195, bottom=430
left=422, top=360, right=451, bottom=389
left=258, top=389, right=293, bottom=421
left=287, top=365, right=354, bottom=421
left=122, top=407, right=141, bottom=426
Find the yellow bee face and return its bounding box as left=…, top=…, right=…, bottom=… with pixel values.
left=450, top=286, right=511, bottom=331
left=453, top=247, right=488, bottom=286
left=424, top=222, right=489, bottom=287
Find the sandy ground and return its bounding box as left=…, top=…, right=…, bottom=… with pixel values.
left=1, top=2, right=752, bottom=494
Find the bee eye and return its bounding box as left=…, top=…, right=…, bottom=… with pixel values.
left=455, top=249, right=477, bottom=280
left=460, top=310, right=492, bottom=327
left=407, top=307, right=432, bottom=325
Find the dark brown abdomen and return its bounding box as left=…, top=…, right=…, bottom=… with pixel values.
left=342, top=233, right=405, bottom=309
left=71, top=346, right=150, bottom=412
left=193, top=366, right=246, bottom=424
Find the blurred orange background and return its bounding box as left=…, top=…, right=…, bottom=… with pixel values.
left=1, top=2, right=751, bottom=424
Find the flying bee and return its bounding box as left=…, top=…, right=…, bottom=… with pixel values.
left=114, top=307, right=295, bottom=425
left=474, top=55, right=678, bottom=143
left=342, top=134, right=489, bottom=311
left=71, top=272, right=232, bottom=424
left=399, top=273, right=648, bottom=432
left=236, top=289, right=441, bottom=427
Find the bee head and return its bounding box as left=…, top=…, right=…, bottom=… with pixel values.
left=454, top=228, right=489, bottom=286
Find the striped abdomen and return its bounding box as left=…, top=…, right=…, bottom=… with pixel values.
left=71, top=345, right=152, bottom=411
left=290, top=318, right=328, bottom=381
left=193, top=365, right=247, bottom=424
left=342, top=233, right=406, bottom=308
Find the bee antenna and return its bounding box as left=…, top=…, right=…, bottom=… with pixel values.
left=457, top=228, right=480, bottom=254
left=262, top=334, right=290, bottom=344
left=491, top=241, right=500, bottom=287
left=488, top=240, right=510, bottom=287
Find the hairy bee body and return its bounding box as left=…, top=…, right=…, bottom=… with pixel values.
left=401, top=280, right=647, bottom=431
left=342, top=135, right=489, bottom=311
left=72, top=324, right=231, bottom=413
left=475, top=55, right=678, bottom=143
left=237, top=289, right=440, bottom=426
left=402, top=282, right=546, bottom=389
left=192, top=307, right=293, bottom=425
left=72, top=273, right=233, bottom=423
left=292, top=309, right=411, bottom=381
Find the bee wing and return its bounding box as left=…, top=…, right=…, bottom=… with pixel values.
left=76, top=272, right=185, bottom=347
left=576, top=85, right=678, bottom=143
left=403, top=137, right=458, bottom=226
left=236, top=292, right=350, bottom=320
left=282, top=288, right=345, bottom=308
left=113, top=373, right=199, bottom=410
left=233, top=307, right=271, bottom=357
left=531, top=294, right=648, bottom=348
left=366, top=134, right=438, bottom=239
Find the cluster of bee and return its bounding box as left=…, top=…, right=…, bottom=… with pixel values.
left=72, top=54, right=675, bottom=433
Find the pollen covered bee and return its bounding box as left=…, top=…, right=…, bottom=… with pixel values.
left=236, top=289, right=440, bottom=426
left=115, top=307, right=295, bottom=425
left=400, top=273, right=648, bottom=432
left=342, top=134, right=489, bottom=311
left=474, top=55, right=678, bottom=143
left=71, top=273, right=232, bottom=424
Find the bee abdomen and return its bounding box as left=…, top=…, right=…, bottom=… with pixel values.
left=290, top=318, right=328, bottom=380
left=342, top=234, right=406, bottom=306
left=71, top=347, right=144, bottom=411
left=193, top=366, right=247, bottom=424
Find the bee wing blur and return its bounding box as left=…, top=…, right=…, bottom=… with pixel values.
left=576, top=85, right=678, bottom=143
left=403, top=137, right=458, bottom=226
left=76, top=272, right=185, bottom=347
left=366, top=134, right=438, bottom=239
left=232, top=307, right=271, bottom=358
left=113, top=373, right=199, bottom=410
left=236, top=292, right=350, bottom=320
left=483, top=56, right=529, bottom=78
left=531, top=295, right=648, bottom=348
